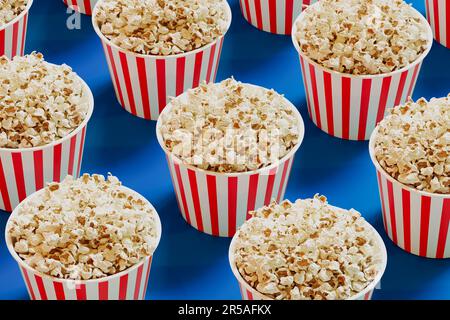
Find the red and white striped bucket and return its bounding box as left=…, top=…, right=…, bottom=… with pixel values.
left=156, top=84, right=305, bottom=237
left=229, top=213, right=388, bottom=300
left=63, top=0, right=98, bottom=15
left=0, top=0, right=32, bottom=59
left=5, top=186, right=162, bottom=300
left=91, top=1, right=232, bottom=120
left=0, top=77, right=94, bottom=212
left=239, top=0, right=316, bottom=35
left=425, top=0, right=450, bottom=48
left=369, top=128, right=450, bottom=259
left=291, top=2, right=433, bottom=140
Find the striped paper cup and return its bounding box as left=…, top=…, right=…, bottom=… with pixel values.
left=425, top=0, right=450, bottom=48
left=156, top=84, right=305, bottom=237
left=369, top=128, right=450, bottom=258
left=91, top=0, right=232, bottom=120
left=229, top=208, right=388, bottom=300
left=0, top=75, right=94, bottom=212
left=239, top=0, right=316, bottom=35
left=63, top=0, right=98, bottom=15
left=0, top=0, right=32, bottom=59
left=5, top=186, right=162, bottom=300
left=291, top=3, right=433, bottom=140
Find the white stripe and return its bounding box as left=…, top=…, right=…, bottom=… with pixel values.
left=381, top=176, right=392, bottom=240
left=198, top=46, right=210, bottom=84
left=184, top=51, right=196, bottom=91
left=42, top=277, right=55, bottom=300
left=165, top=56, right=177, bottom=102
left=348, top=78, right=363, bottom=140
left=314, top=69, right=328, bottom=133
left=85, top=282, right=99, bottom=300
left=439, top=0, right=447, bottom=46
left=112, top=49, right=131, bottom=113
left=196, top=172, right=212, bottom=235
left=279, top=157, right=293, bottom=200
left=427, top=198, right=444, bottom=257
left=331, top=72, right=342, bottom=138
left=409, top=191, right=421, bottom=256
left=168, top=159, right=187, bottom=221
left=302, top=60, right=317, bottom=124
left=26, top=270, right=41, bottom=300
left=392, top=180, right=404, bottom=249
left=365, top=77, right=382, bottom=139
left=42, top=146, right=54, bottom=186
left=127, top=55, right=144, bottom=118
left=275, top=0, right=285, bottom=34
left=21, top=151, right=35, bottom=198
left=59, top=140, right=70, bottom=182
left=248, top=0, right=258, bottom=29
left=260, top=0, right=270, bottom=32
left=235, top=175, right=249, bottom=230
left=145, top=57, right=160, bottom=120
left=4, top=21, right=13, bottom=58
left=254, top=172, right=269, bottom=210
left=180, top=166, right=198, bottom=230
left=102, top=43, right=121, bottom=103
left=0, top=153, right=19, bottom=209
left=127, top=264, right=138, bottom=299
left=107, top=276, right=120, bottom=300
left=216, top=175, right=229, bottom=236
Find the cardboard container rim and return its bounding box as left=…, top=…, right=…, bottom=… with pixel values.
left=91, top=0, right=232, bottom=59
left=228, top=204, right=388, bottom=301
left=369, top=126, right=450, bottom=200
left=290, top=1, right=434, bottom=80
left=5, top=185, right=163, bottom=285
left=155, top=82, right=305, bottom=177
left=0, top=0, right=33, bottom=32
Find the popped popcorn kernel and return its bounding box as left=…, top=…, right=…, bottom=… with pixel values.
left=7, top=174, right=159, bottom=280
left=294, top=0, right=429, bottom=75
left=374, top=95, right=450, bottom=194
left=0, top=0, right=27, bottom=26
left=232, top=196, right=384, bottom=300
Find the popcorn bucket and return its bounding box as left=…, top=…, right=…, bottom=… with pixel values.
left=0, top=76, right=94, bottom=212
left=239, top=0, right=316, bottom=35
left=156, top=84, right=305, bottom=237
left=425, top=0, right=450, bottom=48
left=63, top=0, right=98, bottom=15
left=91, top=0, right=232, bottom=120
left=0, top=0, right=33, bottom=59
left=369, top=128, right=450, bottom=259
left=5, top=186, right=162, bottom=300
left=291, top=2, right=433, bottom=140
left=228, top=215, right=388, bottom=300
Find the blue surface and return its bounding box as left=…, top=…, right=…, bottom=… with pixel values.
left=0, top=0, right=449, bottom=300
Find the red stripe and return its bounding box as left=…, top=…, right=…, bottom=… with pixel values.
left=206, top=175, right=219, bottom=236
left=76, top=127, right=86, bottom=176
left=386, top=180, right=398, bottom=243
left=119, top=52, right=137, bottom=116
left=364, top=291, right=371, bottom=300
left=254, top=0, right=263, bottom=29
left=375, top=76, right=392, bottom=124
left=0, top=29, right=5, bottom=56
left=166, top=155, right=183, bottom=212
left=247, top=290, right=254, bottom=300
left=156, top=59, right=167, bottom=114
left=228, top=176, right=238, bottom=237
left=246, top=174, right=259, bottom=220
left=446, top=1, right=450, bottom=47
left=406, top=64, right=420, bottom=99
left=0, top=157, right=11, bottom=211
left=187, top=169, right=204, bottom=232
left=11, top=21, right=19, bottom=58
left=300, top=57, right=313, bottom=118
left=268, top=0, right=277, bottom=33
left=142, top=258, right=152, bottom=299
left=341, top=77, right=351, bottom=139
left=75, top=284, right=86, bottom=300
left=401, top=189, right=411, bottom=253
left=433, top=0, right=441, bottom=42
left=205, top=44, right=216, bottom=83
left=394, top=71, right=408, bottom=107
left=213, top=38, right=224, bottom=81
left=119, top=274, right=128, bottom=300
left=323, top=71, right=334, bottom=136
left=357, top=78, right=372, bottom=140
left=98, top=281, right=108, bottom=300
left=308, top=64, right=322, bottom=129
left=53, top=144, right=62, bottom=182
left=284, top=0, right=294, bottom=34
left=12, top=153, right=26, bottom=203
left=436, top=199, right=450, bottom=258
left=133, top=264, right=144, bottom=300
left=426, top=0, right=431, bottom=23
left=176, top=57, right=186, bottom=96
left=34, top=275, right=48, bottom=300
left=264, top=168, right=277, bottom=205
left=67, top=135, right=77, bottom=176
left=20, top=14, right=28, bottom=55
left=377, top=172, right=388, bottom=233
left=136, top=57, right=151, bottom=120
left=276, top=159, right=290, bottom=203
left=303, top=0, right=311, bottom=5
left=53, top=282, right=65, bottom=300
left=192, top=51, right=203, bottom=88
left=21, top=267, right=36, bottom=300
left=174, top=163, right=191, bottom=224
left=106, top=45, right=125, bottom=107
left=244, top=0, right=252, bottom=24
left=419, top=196, right=431, bottom=257
left=84, top=0, right=92, bottom=15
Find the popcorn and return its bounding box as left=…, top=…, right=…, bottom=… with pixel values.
left=294, top=0, right=429, bottom=75
left=94, top=0, right=229, bottom=56
left=0, top=53, right=90, bottom=149
left=159, top=78, right=301, bottom=173
left=232, top=196, right=384, bottom=300
left=374, top=95, right=450, bottom=194
left=7, top=174, right=159, bottom=280
left=0, top=0, right=27, bottom=26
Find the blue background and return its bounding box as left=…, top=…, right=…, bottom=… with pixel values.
left=0, top=0, right=449, bottom=300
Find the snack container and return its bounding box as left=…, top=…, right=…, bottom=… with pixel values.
left=291, top=2, right=433, bottom=140
left=0, top=0, right=32, bottom=59
left=63, top=0, right=98, bottom=15
left=156, top=84, right=305, bottom=237
left=0, top=75, right=94, bottom=212
left=239, top=0, right=315, bottom=35
left=425, top=0, right=450, bottom=48
left=5, top=186, right=162, bottom=300
left=228, top=210, right=388, bottom=300
left=369, top=127, right=450, bottom=258
left=91, top=0, right=232, bottom=120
